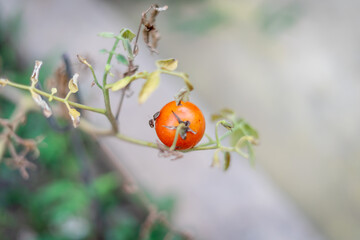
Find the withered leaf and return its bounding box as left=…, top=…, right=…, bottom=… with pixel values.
left=138, top=70, right=160, bottom=104
left=156, top=59, right=178, bottom=71
left=30, top=61, right=43, bottom=85
left=111, top=76, right=132, bottom=91
left=68, top=73, right=79, bottom=93
left=0, top=78, right=8, bottom=87
left=174, top=87, right=190, bottom=105
left=224, top=152, right=231, bottom=171
left=31, top=91, right=52, bottom=118
left=68, top=108, right=80, bottom=128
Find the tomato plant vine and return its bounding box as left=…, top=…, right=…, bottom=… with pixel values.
left=0, top=4, right=258, bottom=177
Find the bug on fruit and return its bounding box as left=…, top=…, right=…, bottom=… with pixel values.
left=153, top=101, right=205, bottom=150
left=148, top=111, right=160, bottom=128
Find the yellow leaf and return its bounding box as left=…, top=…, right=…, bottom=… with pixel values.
left=69, top=108, right=80, bottom=128
left=30, top=61, right=43, bottom=85
left=68, top=73, right=79, bottom=93
left=111, top=76, right=132, bottom=91
left=156, top=59, right=178, bottom=71
left=138, top=70, right=160, bottom=104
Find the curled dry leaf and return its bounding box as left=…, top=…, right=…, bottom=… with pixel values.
left=68, top=108, right=80, bottom=128
left=156, top=59, right=178, bottom=71
left=0, top=78, right=8, bottom=87
left=174, top=87, right=190, bottom=105
left=138, top=70, right=160, bottom=104
left=68, top=73, right=79, bottom=93
left=28, top=60, right=52, bottom=117
left=77, top=55, right=91, bottom=68
left=141, top=4, right=167, bottom=53
left=30, top=61, right=43, bottom=85
left=156, top=141, right=183, bottom=160
left=31, top=91, right=52, bottom=118
left=154, top=5, right=168, bottom=11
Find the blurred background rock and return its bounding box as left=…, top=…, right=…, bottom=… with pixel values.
left=1, top=0, right=359, bottom=239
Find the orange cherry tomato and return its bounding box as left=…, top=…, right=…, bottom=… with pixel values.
left=155, top=101, right=206, bottom=150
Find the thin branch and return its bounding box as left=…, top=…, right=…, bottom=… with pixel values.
left=3, top=80, right=106, bottom=114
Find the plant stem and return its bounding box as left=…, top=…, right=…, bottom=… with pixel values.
left=215, top=121, right=221, bottom=147
left=4, top=80, right=106, bottom=114
left=116, top=133, right=158, bottom=149
left=89, top=65, right=102, bottom=89
left=102, top=37, right=121, bottom=132
left=170, top=122, right=185, bottom=151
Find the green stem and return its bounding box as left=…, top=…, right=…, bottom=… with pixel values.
left=102, top=37, right=121, bottom=132
left=5, top=81, right=106, bottom=114
left=215, top=121, right=222, bottom=147
left=116, top=133, right=158, bottom=149
left=89, top=65, right=102, bottom=89
left=170, top=122, right=185, bottom=151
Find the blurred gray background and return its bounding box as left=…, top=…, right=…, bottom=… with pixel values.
left=1, top=0, right=359, bottom=239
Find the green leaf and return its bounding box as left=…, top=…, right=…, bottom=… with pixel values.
left=99, top=49, right=108, bottom=54
left=156, top=59, right=178, bottom=71
left=122, top=38, right=134, bottom=59
left=224, top=152, right=231, bottom=171
left=230, top=128, right=245, bottom=147
left=119, top=28, right=136, bottom=41
left=115, top=54, right=129, bottom=65
left=97, top=32, right=115, bottom=38
left=138, top=70, right=160, bottom=104
left=230, top=120, right=258, bottom=144
left=111, top=76, right=132, bottom=91
left=243, top=123, right=259, bottom=140
left=105, top=64, right=112, bottom=73
left=92, top=173, right=119, bottom=199
left=247, top=143, right=255, bottom=166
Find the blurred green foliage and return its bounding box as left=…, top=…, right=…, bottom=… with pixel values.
left=257, top=2, right=302, bottom=35
left=0, top=12, right=183, bottom=240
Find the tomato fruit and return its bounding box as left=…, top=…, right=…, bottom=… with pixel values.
left=155, top=101, right=205, bottom=150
